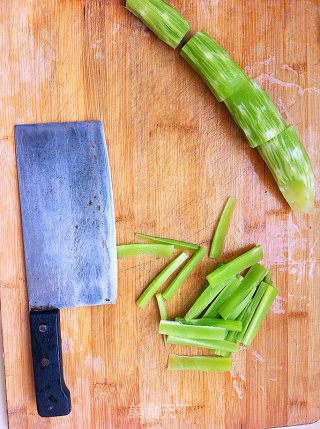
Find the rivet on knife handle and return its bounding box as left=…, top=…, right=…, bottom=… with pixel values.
left=29, top=309, right=71, bottom=417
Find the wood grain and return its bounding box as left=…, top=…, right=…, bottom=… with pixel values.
left=0, top=0, right=319, bottom=427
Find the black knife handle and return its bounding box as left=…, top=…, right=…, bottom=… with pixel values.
left=29, top=309, right=71, bottom=417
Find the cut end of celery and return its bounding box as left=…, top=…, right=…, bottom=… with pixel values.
left=280, top=179, right=315, bottom=213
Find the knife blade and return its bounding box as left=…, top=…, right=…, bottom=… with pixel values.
left=15, top=121, right=117, bottom=417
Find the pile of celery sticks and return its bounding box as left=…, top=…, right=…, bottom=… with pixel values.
left=117, top=198, right=278, bottom=372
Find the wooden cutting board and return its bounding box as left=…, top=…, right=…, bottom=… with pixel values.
left=0, top=0, right=319, bottom=427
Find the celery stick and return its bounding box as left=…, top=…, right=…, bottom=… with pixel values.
left=126, top=0, right=190, bottom=49
left=203, top=275, right=242, bottom=318
left=235, top=281, right=268, bottom=342
left=228, top=287, right=256, bottom=319
left=117, top=243, right=174, bottom=258
left=184, top=280, right=228, bottom=321
left=136, top=233, right=198, bottom=252
left=264, top=272, right=271, bottom=284
left=175, top=317, right=242, bottom=332
left=163, top=247, right=206, bottom=301
left=218, top=263, right=268, bottom=319
left=243, top=284, right=278, bottom=347
left=166, top=336, right=239, bottom=353
left=167, top=354, right=232, bottom=371
left=258, top=125, right=315, bottom=213
left=224, top=79, right=286, bottom=148
left=206, top=246, right=263, bottom=287
left=136, top=252, right=188, bottom=307
left=155, top=293, right=168, bottom=320
left=159, top=320, right=226, bottom=340
left=209, top=197, right=236, bottom=259
left=180, top=31, right=249, bottom=102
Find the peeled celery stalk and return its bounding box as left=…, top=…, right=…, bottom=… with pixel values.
left=258, top=125, right=315, bottom=213
left=180, top=31, right=249, bottom=101
left=136, top=233, right=198, bottom=252
left=159, top=320, right=226, bottom=340
left=224, top=79, right=286, bottom=148
left=206, top=245, right=263, bottom=287
left=175, top=317, right=242, bottom=331
left=203, top=275, right=242, bottom=318
left=155, top=293, right=168, bottom=320
left=209, top=197, right=236, bottom=259
left=117, top=243, right=174, bottom=258
left=166, top=335, right=239, bottom=353
left=167, top=354, right=232, bottom=371
left=126, top=0, right=190, bottom=49
left=136, top=252, right=188, bottom=308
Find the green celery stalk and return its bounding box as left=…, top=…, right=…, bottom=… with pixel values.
left=166, top=335, right=239, bottom=353
left=135, top=232, right=199, bottom=252
left=264, top=272, right=271, bottom=284
left=155, top=293, right=168, bottom=320
left=167, top=354, right=232, bottom=371
left=203, top=274, right=242, bottom=318
left=235, top=281, right=268, bottom=342
left=243, top=284, right=278, bottom=347
left=258, top=125, right=315, bottom=213
left=162, top=247, right=206, bottom=301
left=224, top=79, right=286, bottom=148
left=126, top=0, right=190, bottom=49
left=159, top=320, right=226, bottom=340
left=117, top=243, right=174, bottom=258
left=206, top=245, right=263, bottom=287
left=184, top=280, right=228, bottom=321
left=136, top=252, right=188, bottom=307
left=209, top=197, right=236, bottom=259
left=228, top=287, right=256, bottom=319
left=218, top=263, right=268, bottom=319
left=180, top=31, right=249, bottom=102
left=175, top=317, right=242, bottom=331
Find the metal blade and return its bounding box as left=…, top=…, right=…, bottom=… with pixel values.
left=15, top=121, right=117, bottom=310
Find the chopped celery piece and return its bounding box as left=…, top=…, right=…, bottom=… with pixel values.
left=136, top=252, right=188, bottom=308
left=206, top=245, right=263, bottom=287
left=243, top=284, right=278, bottom=347
left=235, top=281, right=268, bottom=342
left=167, top=335, right=239, bottom=353
left=180, top=31, right=249, bottom=102
left=117, top=243, right=174, bottom=258
left=224, top=79, right=286, bottom=148
left=155, top=293, right=167, bottom=320
left=163, top=247, right=206, bottom=301
left=203, top=275, right=242, bottom=318
left=136, top=232, right=198, bottom=252
left=209, top=197, right=236, bottom=259
left=159, top=320, right=226, bottom=340
left=175, top=317, right=242, bottom=332
left=167, top=354, right=232, bottom=371
left=228, top=287, right=256, bottom=319
left=258, top=125, right=315, bottom=213
left=126, top=0, right=190, bottom=49
left=184, top=280, right=227, bottom=321
left=264, top=272, right=271, bottom=284
left=219, top=263, right=268, bottom=319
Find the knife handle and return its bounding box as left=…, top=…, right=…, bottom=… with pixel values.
left=29, top=309, right=71, bottom=417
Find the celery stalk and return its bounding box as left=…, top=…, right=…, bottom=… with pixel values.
left=264, top=272, right=271, bottom=284
left=162, top=247, right=206, bottom=301
left=218, top=263, right=268, bottom=319
left=206, top=245, right=263, bottom=287
left=180, top=31, right=249, bottom=101
left=167, top=354, right=232, bottom=371
left=159, top=320, right=226, bottom=340
left=175, top=317, right=242, bottom=332
left=166, top=336, right=239, bottom=353
left=136, top=232, right=198, bottom=252
left=209, top=197, right=236, bottom=259
left=227, top=287, right=256, bottom=319
left=235, top=281, right=268, bottom=342
left=224, top=79, right=286, bottom=148
left=136, top=252, right=188, bottom=307
left=126, top=0, right=190, bottom=49
left=243, top=284, right=278, bottom=347
left=155, top=293, right=168, bottom=320
left=203, top=275, right=242, bottom=318
left=257, top=125, right=315, bottom=213
left=117, top=243, right=174, bottom=258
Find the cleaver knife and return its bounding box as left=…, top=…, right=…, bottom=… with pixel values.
left=15, top=121, right=117, bottom=417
